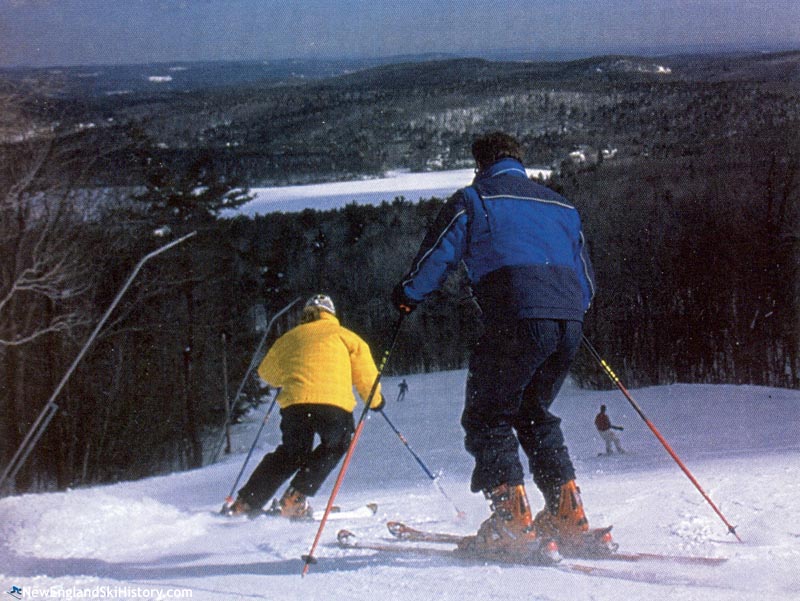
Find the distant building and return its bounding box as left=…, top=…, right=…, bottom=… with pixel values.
left=568, top=149, right=588, bottom=164
left=567, top=145, right=618, bottom=166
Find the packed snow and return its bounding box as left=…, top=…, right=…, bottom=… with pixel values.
left=2, top=369, right=799, bottom=601
left=235, top=168, right=551, bottom=215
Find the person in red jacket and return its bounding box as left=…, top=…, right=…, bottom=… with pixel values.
left=595, top=405, right=625, bottom=455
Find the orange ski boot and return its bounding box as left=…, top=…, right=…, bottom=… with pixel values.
left=276, top=487, right=314, bottom=520
left=533, top=480, right=617, bottom=556
left=222, top=497, right=255, bottom=517
left=458, top=483, right=560, bottom=563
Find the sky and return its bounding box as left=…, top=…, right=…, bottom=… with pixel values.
left=1, top=0, right=799, bottom=68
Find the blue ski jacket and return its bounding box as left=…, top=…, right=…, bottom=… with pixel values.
left=398, top=158, right=596, bottom=322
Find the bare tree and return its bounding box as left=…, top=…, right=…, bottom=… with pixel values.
left=0, top=91, right=95, bottom=490
left=1, top=146, right=91, bottom=342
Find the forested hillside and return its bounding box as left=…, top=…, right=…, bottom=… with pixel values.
left=9, top=51, right=800, bottom=184
left=1, top=51, right=798, bottom=493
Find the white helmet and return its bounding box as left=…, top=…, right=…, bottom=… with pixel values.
left=305, top=294, right=336, bottom=316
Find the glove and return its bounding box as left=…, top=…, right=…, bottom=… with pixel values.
left=370, top=394, right=386, bottom=412
left=392, top=283, right=418, bottom=315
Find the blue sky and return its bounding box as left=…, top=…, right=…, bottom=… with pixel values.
left=1, top=0, right=799, bottom=67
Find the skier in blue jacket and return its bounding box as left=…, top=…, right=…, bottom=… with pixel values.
left=392, top=132, right=600, bottom=558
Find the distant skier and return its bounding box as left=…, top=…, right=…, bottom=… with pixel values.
left=397, top=379, right=409, bottom=402
left=392, top=132, right=600, bottom=557
left=224, top=294, right=383, bottom=519
left=595, top=405, right=625, bottom=455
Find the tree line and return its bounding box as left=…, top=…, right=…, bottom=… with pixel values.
left=566, top=124, right=799, bottom=389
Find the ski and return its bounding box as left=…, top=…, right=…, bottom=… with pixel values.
left=387, top=520, right=616, bottom=552
left=311, top=503, right=378, bottom=521
left=219, top=502, right=378, bottom=521
left=387, top=521, right=618, bottom=555
left=386, top=521, right=727, bottom=566
left=338, top=528, right=557, bottom=567
left=387, top=520, right=462, bottom=543
left=335, top=529, right=721, bottom=587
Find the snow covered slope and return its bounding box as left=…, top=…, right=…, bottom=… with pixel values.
left=2, top=370, right=799, bottom=600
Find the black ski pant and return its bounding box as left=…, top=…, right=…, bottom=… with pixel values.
left=237, top=403, right=354, bottom=510
left=462, top=318, right=582, bottom=507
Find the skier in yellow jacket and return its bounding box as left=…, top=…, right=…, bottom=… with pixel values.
left=227, top=294, right=383, bottom=518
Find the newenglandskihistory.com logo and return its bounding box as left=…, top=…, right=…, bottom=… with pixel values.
left=6, top=586, right=22, bottom=600
left=6, top=585, right=192, bottom=599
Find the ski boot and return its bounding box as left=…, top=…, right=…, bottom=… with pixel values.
left=457, top=483, right=561, bottom=564
left=272, top=486, right=314, bottom=520
left=221, top=497, right=257, bottom=517
left=533, top=480, right=618, bottom=557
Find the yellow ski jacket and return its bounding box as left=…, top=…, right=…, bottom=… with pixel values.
left=257, top=312, right=382, bottom=413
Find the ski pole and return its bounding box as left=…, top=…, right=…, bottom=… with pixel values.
left=377, top=408, right=466, bottom=518
left=581, top=336, right=742, bottom=542
left=301, top=315, right=405, bottom=576
left=219, top=389, right=280, bottom=513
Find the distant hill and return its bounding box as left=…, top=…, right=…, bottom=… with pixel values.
left=5, top=49, right=799, bottom=101
left=0, top=55, right=457, bottom=99
left=666, top=50, right=800, bottom=82
left=2, top=50, right=799, bottom=186
left=327, top=55, right=679, bottom=91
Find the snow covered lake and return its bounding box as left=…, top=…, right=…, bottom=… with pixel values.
left=2, top=370, right=799, bottom=601
left=234, top=168, right=551, bottom=215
